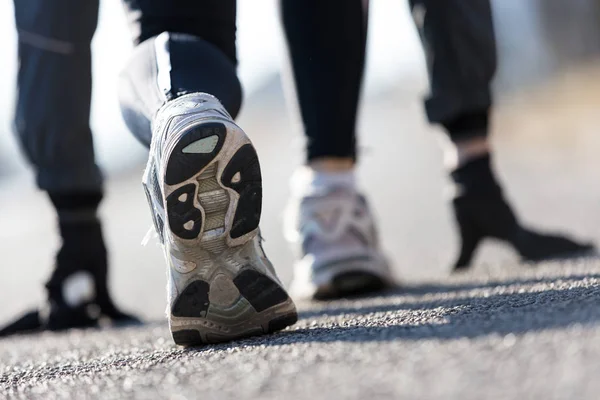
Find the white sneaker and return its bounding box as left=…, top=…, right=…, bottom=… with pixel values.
left=143, top=93, right=297, bottom=346
left=285, top=168, right=394, bottom=300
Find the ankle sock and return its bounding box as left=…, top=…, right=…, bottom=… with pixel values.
left=291, top=167, right=356, bottom=196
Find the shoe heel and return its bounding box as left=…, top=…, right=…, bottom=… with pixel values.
left=170, top=270, right=297, bottom=346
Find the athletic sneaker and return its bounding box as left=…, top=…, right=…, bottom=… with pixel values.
left=285, top=168, right=393, bottom=300
left=143, top=93, right=297, bottom=346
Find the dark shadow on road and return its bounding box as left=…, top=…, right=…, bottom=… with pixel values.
left=6, top=272, right=599, bottom=354
left=216, top=279, right=600, bottom=349
left=399, top=273, right=600, bottom=296
left=297, top=273, right=600, bottom=319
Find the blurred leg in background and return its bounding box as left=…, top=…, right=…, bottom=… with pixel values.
left=119, top=0, right=297, bottom=346
left=410, top=0, right=594, bottom=269
left=281, top=0, right=394, bottom=300
left=281, top=0, right=595, bottom=300
left=0, top=0, right=138, bottom=336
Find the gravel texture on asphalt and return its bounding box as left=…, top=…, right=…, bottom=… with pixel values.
left=2, top=259, right=600, bottom=400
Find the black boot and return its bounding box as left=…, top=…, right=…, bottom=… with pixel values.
left=451, top=155, right=595, bottom=271
left=0, top=218, right=139, bottom=337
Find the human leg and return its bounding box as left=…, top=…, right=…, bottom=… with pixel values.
left=1, top=0, right=137, bottom=337
left=281, top=0, right=393, bottom=299
left=119, top=0, right=297, bottom=345
left=410, top=0, right=594, bottom=269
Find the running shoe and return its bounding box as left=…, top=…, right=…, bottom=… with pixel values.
left=143, top=93, right=297, bottom=346
left=286, top=168, right=393, bottom=300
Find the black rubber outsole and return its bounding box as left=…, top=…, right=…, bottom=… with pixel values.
left=221, top=144, right=262, bottom=239
left=164, top=122, right=226, bottom=186
left=313, top=271, right=388, bottom=301
left=164, top=122, right=262, bottom=242
left=172, top=311, right=298, bottom=347
left=171, top=269, right=297, bottom=347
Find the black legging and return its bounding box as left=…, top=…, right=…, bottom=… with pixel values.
left=119, top=0, right=242, bottom=147
left=281, top=0, right=497, bottom=162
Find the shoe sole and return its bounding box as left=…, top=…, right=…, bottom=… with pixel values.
left=160, top=119, right=297, bottom=346
left=313, top=271, right=388, bottom=300
left=292, top=255, right=391, bottom=300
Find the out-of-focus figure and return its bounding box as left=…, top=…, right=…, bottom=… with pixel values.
left=1, top=0, right=138, bottom=335
left=281, top=0, right=595, bottom=300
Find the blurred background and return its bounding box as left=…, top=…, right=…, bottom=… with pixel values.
left=0, top=0, right=599, bottom=322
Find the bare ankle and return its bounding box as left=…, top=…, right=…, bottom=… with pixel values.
left=308, top=157, right=355, bottom=173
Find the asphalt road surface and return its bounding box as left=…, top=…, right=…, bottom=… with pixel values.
left=2, top=261, right=600, bottom=400
left=1, top=67, right=600, bottom=399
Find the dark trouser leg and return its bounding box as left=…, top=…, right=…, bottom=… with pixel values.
left=280, top=0, right=368, bottom=162
left=119, top=0, right=241, bottom=148
left=14, top=0, right=105, bottom=280
left=13, top=0, right=105, bottom=292
left=409, top=0, right=495, bottom=140
left=410, top=0, right=594, bottom=268
left=13, top=0, right=103, bottom=193
left=1, top=0, right=137, bottom=336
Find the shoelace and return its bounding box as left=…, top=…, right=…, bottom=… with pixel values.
left=141, top=225, right=159, bottom=247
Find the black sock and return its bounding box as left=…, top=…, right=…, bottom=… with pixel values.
left=450, top=154, right=502, bottom=197
left=46, top=192, right=106, bottom=306
left=48, top=191, right=103, bottom=224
